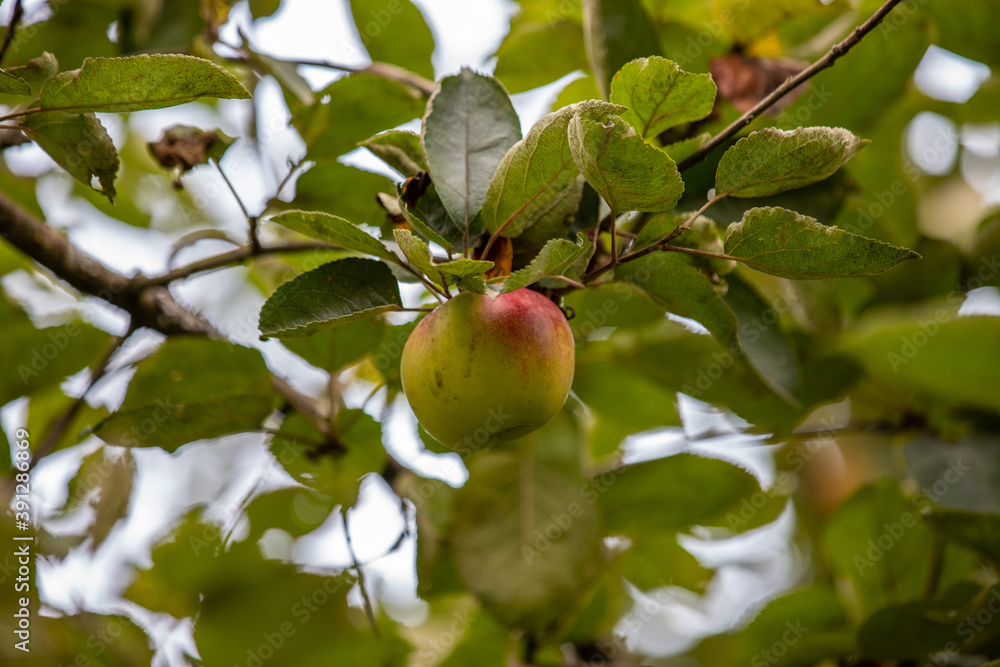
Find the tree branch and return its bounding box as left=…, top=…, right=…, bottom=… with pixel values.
left=0, top=0, right=23, bottom=67
left=0, top=192, right=332, bottom=439
left=143, top=240, right=335, bottom=286
left=677, top=0, right=907, bottom=171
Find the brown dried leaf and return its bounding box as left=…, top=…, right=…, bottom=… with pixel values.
left=709, top=53, right=809, bottom=113
left=475, top=235, right=513, bottom=280
left=148, top=125, right=234, bottom=172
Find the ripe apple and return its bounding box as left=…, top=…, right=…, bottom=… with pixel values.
left=400, top=288, right=575, bottom=451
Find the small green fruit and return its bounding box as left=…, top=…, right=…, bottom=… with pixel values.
left=400, top=288, right=575, bottom=451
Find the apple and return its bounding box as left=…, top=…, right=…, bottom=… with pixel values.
left=401, top=288, right=575, bottom=451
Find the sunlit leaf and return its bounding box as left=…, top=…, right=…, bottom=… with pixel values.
left=482, top=101, right=615, bottom=239
left=20, top=110, right=119, bottom=201
left=422, top=68, right=521, bottom=235
left=724, top=207, right=920, bottom=279
left=259, top=257, right=403, bottom=339
left=500, top=233, right=591, bottom=293
left=41, top=54, right=250, bottom=112
left=615, top=253, right=739, bottom=347
left=716, top=127, right=868, bottom=198
left=393, top=229, right=493, bottom=286
left=610, top=56, right=717, bottom=139
left=267, top=210, right=398, bottom=262
left=568, top=107, right=684, bottom=212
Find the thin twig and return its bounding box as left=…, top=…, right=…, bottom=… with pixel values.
left=586, top=194, right=722, bottom=282
left=142, top=241, right=336, bottom=286
left=29, top=330, right=132, bottom=471
left=0, top=0, right=24, bottom=67
left=267, top=154, right=307, bottom=209
left=279, top=58, right=435, bottom=97
left=342, top=509, right=379, bottom=635
left=547, top=275, right=586, bottom=290
left=677, top=0, right=907, bottom=171
left=399, top=261, right=447, bottom=302
left=213, top=159, right=261, bottom=253
left=219, top=39, right=434, bottom=97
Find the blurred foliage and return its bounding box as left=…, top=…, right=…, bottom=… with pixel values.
left=0, top=0, right=999, bottom=666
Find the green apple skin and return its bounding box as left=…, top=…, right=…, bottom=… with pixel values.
left=400, top=288, right=575, bottom=451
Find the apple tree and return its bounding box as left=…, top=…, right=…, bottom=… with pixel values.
left=1, top=0, right=999, bottom=665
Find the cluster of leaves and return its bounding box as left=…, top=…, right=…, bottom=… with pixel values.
left=1, top=0, right=1000, bottom=666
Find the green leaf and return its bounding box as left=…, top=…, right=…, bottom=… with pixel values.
left=398, top=199, right=453, bottom=252
left=724, top=274, right=800, bottom=404
left=243, top=487, right=335, bottom=541
left=616, top=253, right=739, bottom=347
left=58, top=447, right=135, bottom=548
left=259, top=257, right=403, bottom=339
left=610, top=57, right=717, bottom=139
left=34, top=613, right=154, bottom=665
left=783, top=16, right=929, bottom=131
left=40, top=54, right=250, bottom=113
left=293, top=74, right=424, bottom=159
left=392, top=229, right=492, bottom=286
left=573, top=362, right=681, bottom=458
left=0, top=69, right=31, bottom=95
left=500, top=233, right=591, bottom=293
left=421, top=68, right=521, bottom=235
left=857, top=583, right=996, bottom=661
left=94, top=338, right=275, bottom=451
left=568, top=108, right=684, bottom=212
left=360, top=129, right=426, bottom=178
left=269, top=410, right=386, bottom=508
left=904, top=436, right=1000, bottom=512
left=6, top=52, right=59, bottom=91
left=637, top=212, right=735, bottom=275
left=242, top=47, right=314, bottom=106
left=439, top=611, right=510, bottom=667
left=292, top=161, right=394, bottom=226
left=195, top=554, right=409, bottom=665
left=482, top=102, right=616, bottom=239
left=0, top=299, right=111, bottom=406
left=124, top=512, right=222, bottom=617
left=724, top=207, right=920, bottom=279
left=20, top=110, right=119, bottom=201
left=601, top=454, right=775, bottom=534
left=249, top=0, right=281, bottom=18
left=451, top=423, right=602, bottom=631
left=493, top=16, right=587, bottom=94
left=282, top=316, right=385, bottom=373
left=662, top=132, right=711, bottom=163
left=350, top=0, right=435, bottom=80
left=822, top=479, right=933, bottom=614
left=844, top=315, right=1000, bottom=415
left=613, top=532, right=710, bottom=592
left=716, top=127, right=868, bottom=199
left=267, top=210, right=398, bottom=262
left=714, top=0, right=828, bottom=43
left=583, top=0, right=661, bottom=99
left=736, top=589, right=853, bottom=667
left=925, top=509, right=1000, bottom=564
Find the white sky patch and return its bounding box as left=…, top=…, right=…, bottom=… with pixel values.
left=914, top=44, right=991, bottom=104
